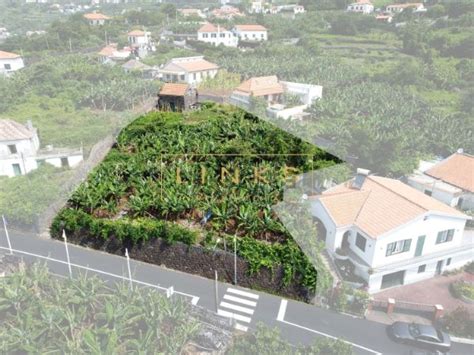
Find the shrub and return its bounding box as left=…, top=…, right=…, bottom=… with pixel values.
left=51, top=208, right=197, bottom=246
left=442, top=306, right=474, bottom=339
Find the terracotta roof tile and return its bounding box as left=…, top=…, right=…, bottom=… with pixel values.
left=198, top=23, right=228, bottom=33
left=0, top=50, right=21, bottom=59
left=234, top=75, right=284, bottom=97
left=0, top=119, right=35, bottom=141
left=313, top=175, right=467, bottom=239
left=425, top=152, right=474, bottom=193
left=128, top=30, right=146, bottom=36
left=84, top=13, right=111, bottom=20
left=234, top=24, right=267, bottom=32
left=159, top=83, right=190, bottom=96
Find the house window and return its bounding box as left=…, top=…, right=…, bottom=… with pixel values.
left=446, top=258, right=451, bottom=266
left=193, top=73, right=197, bottom=80
left=436, top=229, right=454, bottom=244
left=418, top=264, right=426, bottom=273
left=12, top=163, right=21, bottom=176
left=60, top=157, right=69, bottom=167
left=220, top=33, right=225, bottom=38
left=424, top=190, right=432, bottom=196
left=386, top=239, right=411, bottom=256
left=202, top=33, right=208, bottom=38
left=4, top=63, right=11, bottom=70
left=7, top=144, right=17, bottom=154
left=211, top=33, right=217, bottom=38
left=180, top=75, right=185, bottom=81
left=355, top=233, right=367, bottom=252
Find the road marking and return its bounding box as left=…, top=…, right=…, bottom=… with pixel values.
left=277, top=299, right=288, bottom=321
left=276, top=300, right=382, bottom=355
left=217, top=309, right=252, bottom=323
left=235, top=323, right=248, bottom=332
left=223, top=294, right=257, bottom=307
left=227, top=287, right=259, bottom=299
left=220, top=301, right=254, bottom=315
left=0, top=246, right=200, bottom=305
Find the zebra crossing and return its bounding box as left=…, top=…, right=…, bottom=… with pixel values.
left=217, top=287, right=259, bottom=332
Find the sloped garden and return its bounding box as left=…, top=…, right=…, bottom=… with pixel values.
left=51, top=103, right=339, bottom=299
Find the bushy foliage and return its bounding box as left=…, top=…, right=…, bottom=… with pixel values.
left=442, top=306, right=474, bottom=339
left=0, top=263, right=201, bottom=353
left=52, top=105, right=338, bottom=292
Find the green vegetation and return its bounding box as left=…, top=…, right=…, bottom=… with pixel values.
left=450, top=280, right=474, bottom=301
left=0, top=165, right=73, bottom=227
left=442, top=306, right=474, bottom=339
left=0, top=263, right=201, bottom=353
left=52, top=104, right=337, bottom=293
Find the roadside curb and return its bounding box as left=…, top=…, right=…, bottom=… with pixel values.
left=451, top=336, right=474, bottom=345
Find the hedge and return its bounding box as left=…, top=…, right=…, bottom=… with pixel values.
left=51, top=208, right=197, bottom=246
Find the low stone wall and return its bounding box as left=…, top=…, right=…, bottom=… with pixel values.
left=62, top=232, right=312, bottom=301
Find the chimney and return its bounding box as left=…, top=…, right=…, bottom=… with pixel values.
left=26, top=119, right=34, bottom=131
left=457, top=148, right=464, bottom=154
left=352, top=168, right=370, bottom=190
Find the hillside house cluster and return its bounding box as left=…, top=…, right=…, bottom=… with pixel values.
left=346, top=0, right=374, bottom=14
left=197, top=23, right=268, bottom=47
left=310, top=169, right=472, bottom=293
left=0, top=119, right=83, bottom=177
left=347, top=1, right=426, bottom=19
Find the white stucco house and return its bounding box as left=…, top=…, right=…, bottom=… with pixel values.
left=159, top=56, right=219, bottom=87
left=347, top=0, right=374, bottom=14
left=386, top=3, right=426, bottom=14
left=407, top=149, right=474, bottom=211
left=0, top=50, right=25, bottom=76
left=232, top=25, right=268, bottom=42
left=309, top=169, right=471, bottom=293
left=197, top=23, right=238, bottom=47
left=0, top=119, right=83, bottom=177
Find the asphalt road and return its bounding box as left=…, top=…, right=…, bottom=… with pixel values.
left=0, top=229, right=472, bottom=355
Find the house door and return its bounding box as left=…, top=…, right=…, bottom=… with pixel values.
left=436, top=260, right=444, bottom=275
left=381, top=270, right=405, bottom=289
left=415, top=235, right=425, bottom=257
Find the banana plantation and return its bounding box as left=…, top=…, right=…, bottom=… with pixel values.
left=52, top=103, right=338, bottom=295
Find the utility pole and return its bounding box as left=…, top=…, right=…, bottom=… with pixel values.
left=62, top=230, right=72, bottom=278
left=2, top=215, right=12, bottom=255
left=214, top=270, right=219, bottom=313
left=125, top=248, right=133, bottom=290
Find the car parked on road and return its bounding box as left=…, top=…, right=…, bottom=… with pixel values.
left=388, top=322, right=451, bottom=353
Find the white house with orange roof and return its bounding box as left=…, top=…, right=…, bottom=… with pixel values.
left=197, top=23, right=238, bottom=47
left=159, top=56, right=219, bottom=86
left=97, top=44, right=132, bottom=64
left=407, top=149, right=474, bottom=211
left=232, top=24, right=268, bottom=42
left=83, top=12, right=111, bottom=26
left=230, top=75, right=285, bottom=106
left=347, top=0, right=374, bottom=14
left=0, top=50, right=25, bottom=76
left=386, top=2, right=426, bottom=14
left=127, top=30, right=151, bottom=48
left=310, top=169, right=471, bottom=292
